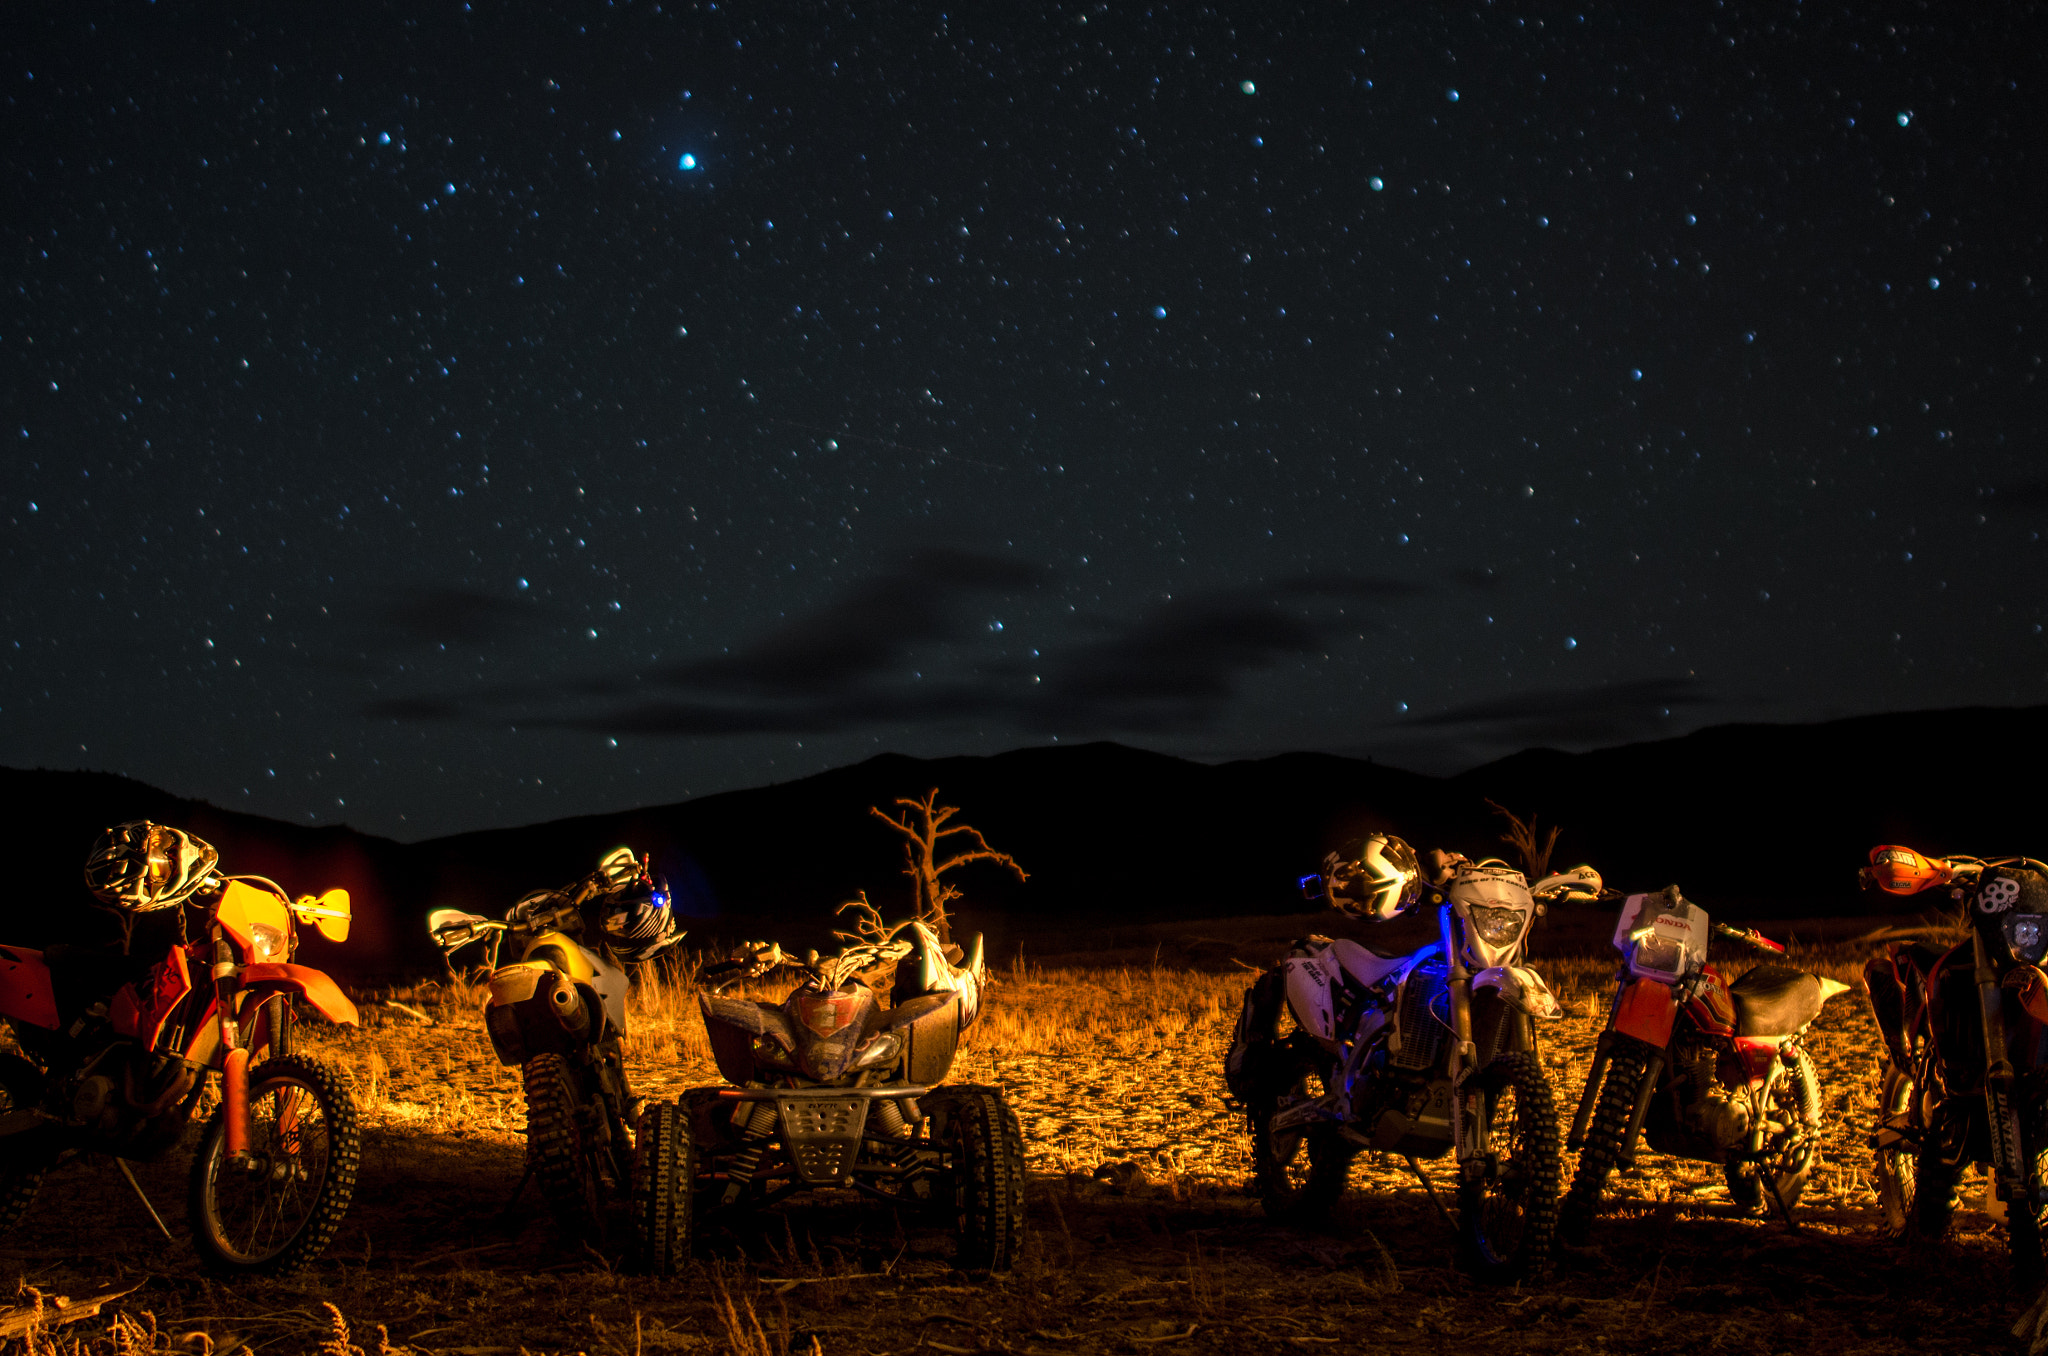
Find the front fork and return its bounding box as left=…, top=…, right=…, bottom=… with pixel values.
left=1976, top=930, right=2034, bottom=1209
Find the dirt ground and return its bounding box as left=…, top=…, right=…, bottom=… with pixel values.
left=0, top=937, right=2031, bottom=1355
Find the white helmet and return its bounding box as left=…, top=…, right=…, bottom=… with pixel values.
left=1326, top=833, right=1422, bottom=921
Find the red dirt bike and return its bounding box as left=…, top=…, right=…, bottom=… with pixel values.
left=1864, top=846, right=2048, bottom=1277
left=1559, top=886, right=1850, bottom=1242
left=634, top=921, right=1023, bottom=1277
left=0, top=822, right=361, bottom=1275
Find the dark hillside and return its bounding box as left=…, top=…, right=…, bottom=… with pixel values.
left=3, top=704, right=2039, bottom=975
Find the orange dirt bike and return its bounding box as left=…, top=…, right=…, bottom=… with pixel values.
left=0, top=822, right=360, bottom=1275
left=1559, top=886, right=1849, bottom=1243
left=1864, top=846, right=2048, bottom=1277
left=634, top=921, right=1023, bottom=1277
left=428, top=847, right=681, bottom=1243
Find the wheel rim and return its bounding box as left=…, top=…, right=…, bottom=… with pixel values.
left=204, top=1074, right=334, bottom=1263
left=1471, top=1082, right=1532, bottom=1262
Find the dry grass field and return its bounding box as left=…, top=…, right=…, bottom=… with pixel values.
left=0, top=930, right=2030, bottom=1355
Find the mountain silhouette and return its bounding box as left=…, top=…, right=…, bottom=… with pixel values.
left=4, top=705, right=2041, bottom=977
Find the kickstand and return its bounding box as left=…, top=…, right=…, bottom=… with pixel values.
left=1763, top=1170, right=1800, bottom=1233
left=114, top=1158, right=175, bottom=1242
left=1405, top=1156, right=1456, bottom=1227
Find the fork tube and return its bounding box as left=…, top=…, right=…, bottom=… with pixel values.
left=1443, top=903, right=1479, bottom=1161
left=1975, top=928, right=2023, bottom=1194
left=1569, top=1030, right=1615, bottom=1151
left=1618, top=1050, right=1665, bottom=1168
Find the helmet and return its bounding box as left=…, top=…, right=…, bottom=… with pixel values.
left=83, top=821, right=219, bottom=912
left=1327, top=833, right=1422, bottom=920
left=601, top=876, right=681, bottom=962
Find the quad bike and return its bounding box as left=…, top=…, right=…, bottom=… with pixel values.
left=634, top=920, right=1024, bottom=1277
left=1559, top=886, right=1849, bottom=1242
left=1863, top=845, right=2048, bottom=1279
left=1224, top=836, right=1602, bottom=1281
left=428, top=846, right=682, bottom=1243
left=0, top=821, right=361, bottom=1275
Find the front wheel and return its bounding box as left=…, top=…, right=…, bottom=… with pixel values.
left=1872, top=1063, right=1921, bottom=1237
left=524, top=1052, right=608, bottom=1244
left=1458, top=1050, right=1562, bottom=1282
left=632, top=1102, right=695, bottom=1276
left=1727, top=1047, right=1821, bottom=1217
left=188, top=1053, right=360, bottom=1276
left=929, top=1087, right=1025, bottom=1275
left=1558, top=1045, right=1646, bottom=1246
left=0, top=1054, right=50, bottom=1233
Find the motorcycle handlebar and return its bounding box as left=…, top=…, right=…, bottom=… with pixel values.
left=1711, top=921, right=1786, bottom=955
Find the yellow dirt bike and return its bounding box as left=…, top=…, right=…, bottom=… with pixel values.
left=429, top=847, right=681, bottom=1243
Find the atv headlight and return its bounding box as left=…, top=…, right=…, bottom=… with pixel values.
left=2006, top=913, right=2048, bottom=965
left=850, top=1030, right=904, bottom=1072
left=1468, top=905, right=1526, bottom=947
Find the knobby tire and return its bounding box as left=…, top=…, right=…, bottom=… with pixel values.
left=188, top=1052, right=360, bottom=1276
left=1458, top=1049, right=1562, bottom=1283
left=932, top=1086, right=1025, bottom=1275
left=524, top=1051, right=606, bottom=1244
left=632, top=1101, right=693, bottom=1276
left=0, top=1054, right=48, bottom=1233
left=1558, top=1044, right=1646, bottom=1246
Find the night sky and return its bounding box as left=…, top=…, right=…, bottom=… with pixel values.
left=4, top=3, right=2044, bottom=841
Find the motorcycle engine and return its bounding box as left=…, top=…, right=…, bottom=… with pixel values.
left=71, top=1073, right=117, bottom=1129
left=1681, top=1085, right=1751, bottom=1150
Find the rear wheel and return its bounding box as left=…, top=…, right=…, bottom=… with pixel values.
left=188, top=1053, right=360, bottom=1276
left=524, top=1052, right=605, bottom=1243
left=1248, top=1041, right=1354, bottom=1223
left=1558, top=1045, right=1646, bottom=1246
left=1458, top=1050, right=1562, bottom=1282
left=1727, top=1047, right=1822, bottom=1216
left=929, top=1087, right=1025, bottom=1274
left=1872, top=1063, right=1921, bottom=1237
left=0, top=1054, right=49, bottom=1232
left=632, top=1102, right=694, bottom=1276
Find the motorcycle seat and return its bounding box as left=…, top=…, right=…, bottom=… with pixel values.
left=1728, top=964, right=1827, bottom=1037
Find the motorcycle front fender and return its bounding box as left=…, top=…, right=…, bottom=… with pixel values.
left=1613, top=976, right=1679, bottom=1049
left=239, top=962, right=359, bottom=1027
left=1472, top=965, right=1562, bottom=1019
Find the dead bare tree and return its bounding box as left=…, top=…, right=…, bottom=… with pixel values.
left=1486, top=799, right=1560, bottom=881
left=869, top=788, right=1028, bottom=943
left=832, top=891, right=891, bottom=948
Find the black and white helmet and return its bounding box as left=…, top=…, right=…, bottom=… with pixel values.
left=83, top=821, right=219, bottom=912
left=1325, top=833, right=1423, bottom=921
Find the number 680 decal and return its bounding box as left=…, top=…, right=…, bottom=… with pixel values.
left=1980, top=877, right=2023, bottom=913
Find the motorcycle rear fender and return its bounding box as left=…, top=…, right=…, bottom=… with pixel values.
left=1472, top=964, right=1562, bottom=1019
left=1281, top=952, right=1339, bottom=1046
left=519, top=934, right=629, bottom=1036
left=0, top=947, right=59, bottom=1032
left=239, top=962, right=359, bottom=1027
left=1613, top=975, right=1679, bottom=1048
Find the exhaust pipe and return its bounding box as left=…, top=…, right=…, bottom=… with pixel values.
left=546, top=976, right=592, bottom=1038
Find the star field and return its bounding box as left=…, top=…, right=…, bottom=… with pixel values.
left=3, top=3, right=2044, bottom=838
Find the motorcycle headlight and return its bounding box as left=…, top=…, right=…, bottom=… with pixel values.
left=250, top=922, right=288, bottom=960
left=1468, top=905, right=1526, bottom=947
left=2005, top=913, right=2048, bottom=965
